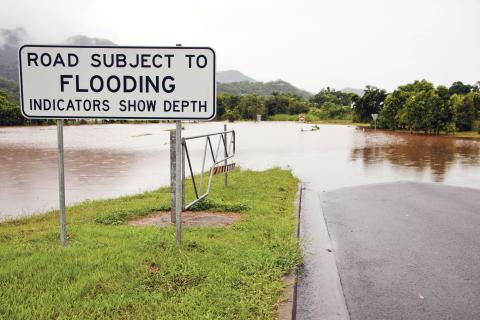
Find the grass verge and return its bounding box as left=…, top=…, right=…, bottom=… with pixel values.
left=453, top=130, right=480, bottom=139
left=0, top=168, right=301, bottom=319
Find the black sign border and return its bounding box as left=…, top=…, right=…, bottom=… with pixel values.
left=18, top=45, right=216, bottom=121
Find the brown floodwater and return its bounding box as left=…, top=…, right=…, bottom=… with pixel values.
left=1, top=122, right=479, bottom=219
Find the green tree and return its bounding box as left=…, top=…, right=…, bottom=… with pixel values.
left=436, top=85, right=451, bottom=104
left=224, top=108, right=241, bottom=122
left=311, top=87, right=340, bottom=106
left=0, top=89, right=23, bottom=125
left=216, top=95, right=227, bottom=119
left=236, top=95, right=266, bottom=120
left=433, top=85, right=456, bottom=134
left=472, top=81, right=480, bottom=92
left=378, top=90, right=409, bottom=129
left=265, top=93, right=290, bottom=116
left=449, top=81, right=472, bottom=95
left=311, top=87, right=357, bottom=107
left=263, top=93, right=311, bottom=116
left=309, top=102, right=353, bottom=120
left=473, top=91, right=480, bottom=116
left=379, top=80, right=436, bottom=130
left=452, top=92, right=478, bottom=131
left=402, top=88, right=455, bottom=134
left=403, top=90, right=435, bottom=133
left=352, top=85, right=387, bottom=123
left=287, top=98, right=311, bottom=115
left=216, top=94, right=240, bottom=120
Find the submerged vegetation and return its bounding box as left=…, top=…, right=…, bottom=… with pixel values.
left=0, top=168, right=301, bottom=319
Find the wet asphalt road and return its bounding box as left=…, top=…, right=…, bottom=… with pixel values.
left=319, top=182, right=480, bottom=320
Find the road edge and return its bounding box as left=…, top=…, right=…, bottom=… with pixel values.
left=277, top=182, right=303, bottom=320
left=295, top=184, right=350, bottom=320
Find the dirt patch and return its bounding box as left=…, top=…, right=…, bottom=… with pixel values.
left=128, top=211, right=242, bottom=227
left=147, top=262, right=159, bottom=273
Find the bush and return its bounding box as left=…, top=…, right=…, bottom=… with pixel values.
left=0, top=90, right=24, bottom=125
left=307, top=103, right=352, bottom=120
left=224, top=109, right=241, bottom=122
left=452, top=93, right=478, bottom=131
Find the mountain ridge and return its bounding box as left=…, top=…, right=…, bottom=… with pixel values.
left=0, top=29, right=313, bottom=98
left=218, top=79, right=312, bottom=98
left=217, top=70, right=256, bottom=83
left=340, top=87, right=364, bottom=96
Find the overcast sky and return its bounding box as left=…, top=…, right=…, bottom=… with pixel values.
left=1, top=0, right=479, bottom=92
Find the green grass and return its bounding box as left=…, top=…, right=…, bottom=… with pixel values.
left=268, top=114, right=298, bottom=121
left=0, top=168, right=301, bottom=319
left=453, top=130, right=480, bottom=139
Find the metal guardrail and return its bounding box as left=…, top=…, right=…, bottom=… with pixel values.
left=182, top=129, right=236, bottom=209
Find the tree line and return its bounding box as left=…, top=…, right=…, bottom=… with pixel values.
left=217, top=88, right=356, bottom=122
left=217, top=80, right=480, bottom=134
left=1, top=76, right=479, bottom=134
left=354, top=80, right=480, bottom=133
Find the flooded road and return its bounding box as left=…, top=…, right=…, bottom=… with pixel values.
left=1, top=122, right=479, bottom=219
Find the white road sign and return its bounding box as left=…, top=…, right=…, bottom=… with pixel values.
left=18, top=45, right=216, bottom=120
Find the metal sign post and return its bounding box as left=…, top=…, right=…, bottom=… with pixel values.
left=175, top=120, right=182, bottom=244
left=56, top=120, right=66, bottom=246
left=175, top=43, right=183, bottom=245
left=299, top=114, right=305, bottom=131
left=371, top=113, right=378, bottom=131
left=224, top=124, right=228, bottom=187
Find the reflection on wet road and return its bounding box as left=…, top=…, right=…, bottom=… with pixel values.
left=1, top=122, right=479, bottom=219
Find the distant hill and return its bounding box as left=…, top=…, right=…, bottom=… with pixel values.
left=0, top=28, right=26, bottom=81
left=218, top=80, right=313, bottom=99
left=0, top=77, right=19, bottom=102
left=0, top=30, right=118, bottom=81
left=217, top=70, right=256, bottom=83
left=0, top=28, right=313, bottom=99
left=341, top=87, right=364, bottom=96
left=0, top=64, right=18, bottom=82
